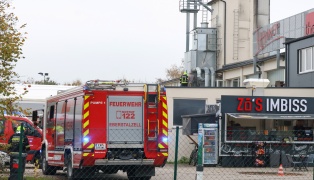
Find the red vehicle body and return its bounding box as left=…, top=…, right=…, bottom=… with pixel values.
left=0, top=115, right=42, bottom=163
left=32, top=80, right=168, bottom=179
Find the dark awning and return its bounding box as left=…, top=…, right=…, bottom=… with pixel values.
left=227, top=113, right=314, bottom=119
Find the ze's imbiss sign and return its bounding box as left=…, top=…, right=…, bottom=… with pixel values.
left=221, top=95, right=314, bottom=114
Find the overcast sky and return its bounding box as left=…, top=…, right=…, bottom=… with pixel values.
left=11, top=0, right=314, bottom=84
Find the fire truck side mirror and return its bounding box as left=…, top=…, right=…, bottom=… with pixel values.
left=32, top=111, right=38, bottom=122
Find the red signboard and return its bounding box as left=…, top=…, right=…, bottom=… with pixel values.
left=256, top=23, right=280, bottom=52
left=305, top=12, right=314, bottom=36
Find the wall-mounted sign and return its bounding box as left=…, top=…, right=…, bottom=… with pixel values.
left=255, top=22, right=283, bottom=56
left=221, top=95, right=314, bottom=114
left=253, top=8, right=314, bottom=56
left=305, top=11, right=314, bottom=36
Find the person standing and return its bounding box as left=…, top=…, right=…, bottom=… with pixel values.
left=8, top=123, right=30, bottom=180
left=180, top=71, right=189, bottom=87
left=16, top=123, right=26, bottom=134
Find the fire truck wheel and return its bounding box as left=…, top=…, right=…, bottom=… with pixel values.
left=66, top=153, right=77, bottom=180
left=34, top=152, right=42, bottom=169
left=42, top=150, right=56, bottom=175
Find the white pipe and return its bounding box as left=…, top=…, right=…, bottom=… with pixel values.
left=196, top=67, right=204, bottom=81
left=209, top=67, right=215, bottom=87
left=203, top=67, right=209, bottom=87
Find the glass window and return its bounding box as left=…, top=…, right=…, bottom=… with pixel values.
left=0, top=120, right=4, bottom=135
left=55, top=101, right=65, bottom=148
left=65, top=99, right=75, bottom=141
left=312, top=48, right=314, bottom=70
left=74, top=96, right=83, bottom=149
left=46, top=104, right=55, bottom=129
left=225, top=115, right=314, bottom=142
left=216, top=80, right=226, bottom=87
left=11, top=120, right=34, bottom=136
left=299, top=46, right=314, bottom=73
left=300, top=50, right=305, bottom=72
left=306, top=48, right=312, bottom=71
left=232, top=78, right=239, bottom=87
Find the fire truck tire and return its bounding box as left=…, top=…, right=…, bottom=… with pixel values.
left=34, top=152, right=42, bottom=169
left=66, top=154, right=77, bottom=180
left=42, top=150, right=56, bottom=175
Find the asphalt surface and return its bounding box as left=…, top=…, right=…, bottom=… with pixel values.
left=0, top=163, right=313, bottom=180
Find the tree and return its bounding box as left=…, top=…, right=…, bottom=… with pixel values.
left=35, top=77, right=58, bottom=85
left=63, top=79, right=82, bottom=86
left=156, top=63, right=184, bottom=83
left=71, top=79, right=82, bottom=86
left=0, top=0, right=28, bottom=117
left=166, top=64, right=184, bottom=80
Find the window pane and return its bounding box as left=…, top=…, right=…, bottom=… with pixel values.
left=56, top=101, right=65, bottom=148
left=74, top=97, right=83, bottom=149
left=0, top=120, right=4, bottom=135
left=312, top=47, right=314, bottom=70
left=65, top=99, right=75, bottom=141
left=299, top=50, right=302, bottom=72
left=306, top=48, right=312, bottom=71
left=301, top=49, right=306, bottom=72
left=232, top=79, right=239, bottom=87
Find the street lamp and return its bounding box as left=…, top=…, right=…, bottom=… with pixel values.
left=38, top=72, right=49, bottom=84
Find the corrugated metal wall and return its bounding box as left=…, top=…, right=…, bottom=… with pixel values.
left=267, top=69, right=285, bottom=87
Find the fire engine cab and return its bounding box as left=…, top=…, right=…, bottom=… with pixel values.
left=32, top=80, right=168, bottom=179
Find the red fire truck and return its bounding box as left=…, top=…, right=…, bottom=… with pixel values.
left=32, top=80, right=168, bottom=179
left=0, top=115, right=42, bottom=164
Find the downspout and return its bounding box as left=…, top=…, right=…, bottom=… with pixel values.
left=221, top=0, right=227, bottom=66
left=209, top=67, right=215, bottom=87
left=285, top=42, right=289, bottom=87
left=204, top=67, right=209, bottom=87
left=256, top=65, right=261, bottom=79
left=276, top=49, right=280, bottom=69
left=203, top=67, right=215, bottom=87
left=186, top=12, right=190, bottom=52
left=194, top=2, right=197, bottom=29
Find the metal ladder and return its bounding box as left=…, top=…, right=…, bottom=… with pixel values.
left=145, top=84, right=160, bottom=151
left=201, top=0, right=209, bottom=23
left=233, top=9, right=239, bottom=61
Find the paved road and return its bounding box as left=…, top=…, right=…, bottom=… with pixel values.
left=1, top=164, right=313, bottom=180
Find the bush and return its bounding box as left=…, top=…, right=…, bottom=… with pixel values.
left=178, top=156, right=189, bottom=164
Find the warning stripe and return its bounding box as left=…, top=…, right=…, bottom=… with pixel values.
left=162, top=128, right=168, bottom=136
left=158, top=96, right=168, bottom=157
left=158, top=143, right=165, bottom=149
left=83, top=153, right=94, bottom=157
left=82, top=95, right=94, bottom=157
left=157, top=153, right=168, bottom=157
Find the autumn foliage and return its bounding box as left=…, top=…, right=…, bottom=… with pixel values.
left=0, top=0, right=28, bottom=117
